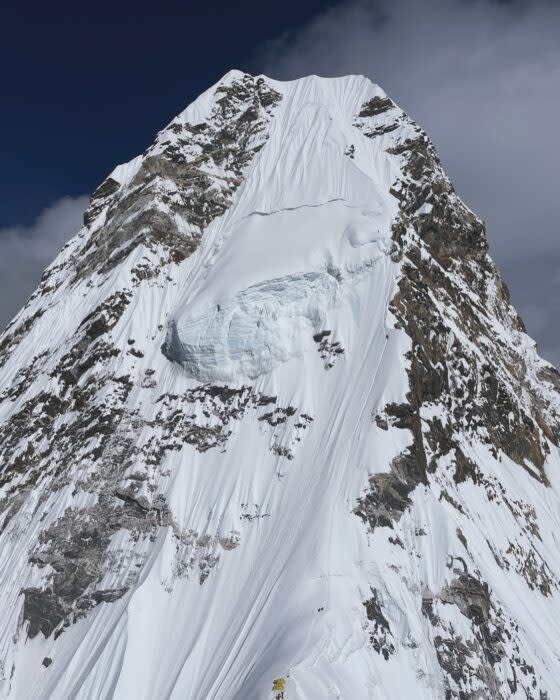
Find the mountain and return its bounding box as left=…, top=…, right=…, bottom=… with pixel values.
left=1, top=70, right=559, bottom=700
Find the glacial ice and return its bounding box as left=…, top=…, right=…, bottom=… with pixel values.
left=163, top=201, right=392, bottom=381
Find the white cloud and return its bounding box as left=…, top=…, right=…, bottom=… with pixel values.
left=0, top=195, right=88, bottom=330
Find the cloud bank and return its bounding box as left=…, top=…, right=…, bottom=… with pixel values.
left=0, top=195, right=88, bottom=330
left=259, top=0, right=560, bottom=366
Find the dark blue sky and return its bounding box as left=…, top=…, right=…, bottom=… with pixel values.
left=1, top=1, right=335, bottom=227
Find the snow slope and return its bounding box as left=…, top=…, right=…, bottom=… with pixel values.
left=0, top=70, right=559, bottom=699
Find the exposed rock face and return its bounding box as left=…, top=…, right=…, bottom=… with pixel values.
left=25, top=73, right=282, bottom=306
left=352, top=97, right=560, bottom=699
left=421, top=570, right=548, bottom=700
left=0, top=72, right=559, bottom=700
left=363, top=589, right=395, bottom=660
left=355, top=107, right=559, bottom=525
left=388, top=128, right=556, bottom=475
left=23, top=494, right=168, bottom=639
left=74, top=76, right=281, bottom=280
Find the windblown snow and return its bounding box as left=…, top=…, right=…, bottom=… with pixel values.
left=0, top=70, right=559, bottom=700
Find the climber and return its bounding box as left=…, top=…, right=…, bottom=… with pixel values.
left=272, top=677, right=286, bottom=699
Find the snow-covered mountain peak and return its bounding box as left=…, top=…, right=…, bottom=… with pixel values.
left=158, top=72, right=402, bottom=383
left=1, top=71, right=560, bottom=699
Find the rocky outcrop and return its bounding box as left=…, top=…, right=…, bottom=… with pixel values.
left=356, top=99, right=559, bottom=534
left=363, top=589, right=395, bottom=660
left=353, top=96, right=560, bottom=696
left=422, top=571, right=547, bottom=699
left=73, top=76, right=282, bottom=281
